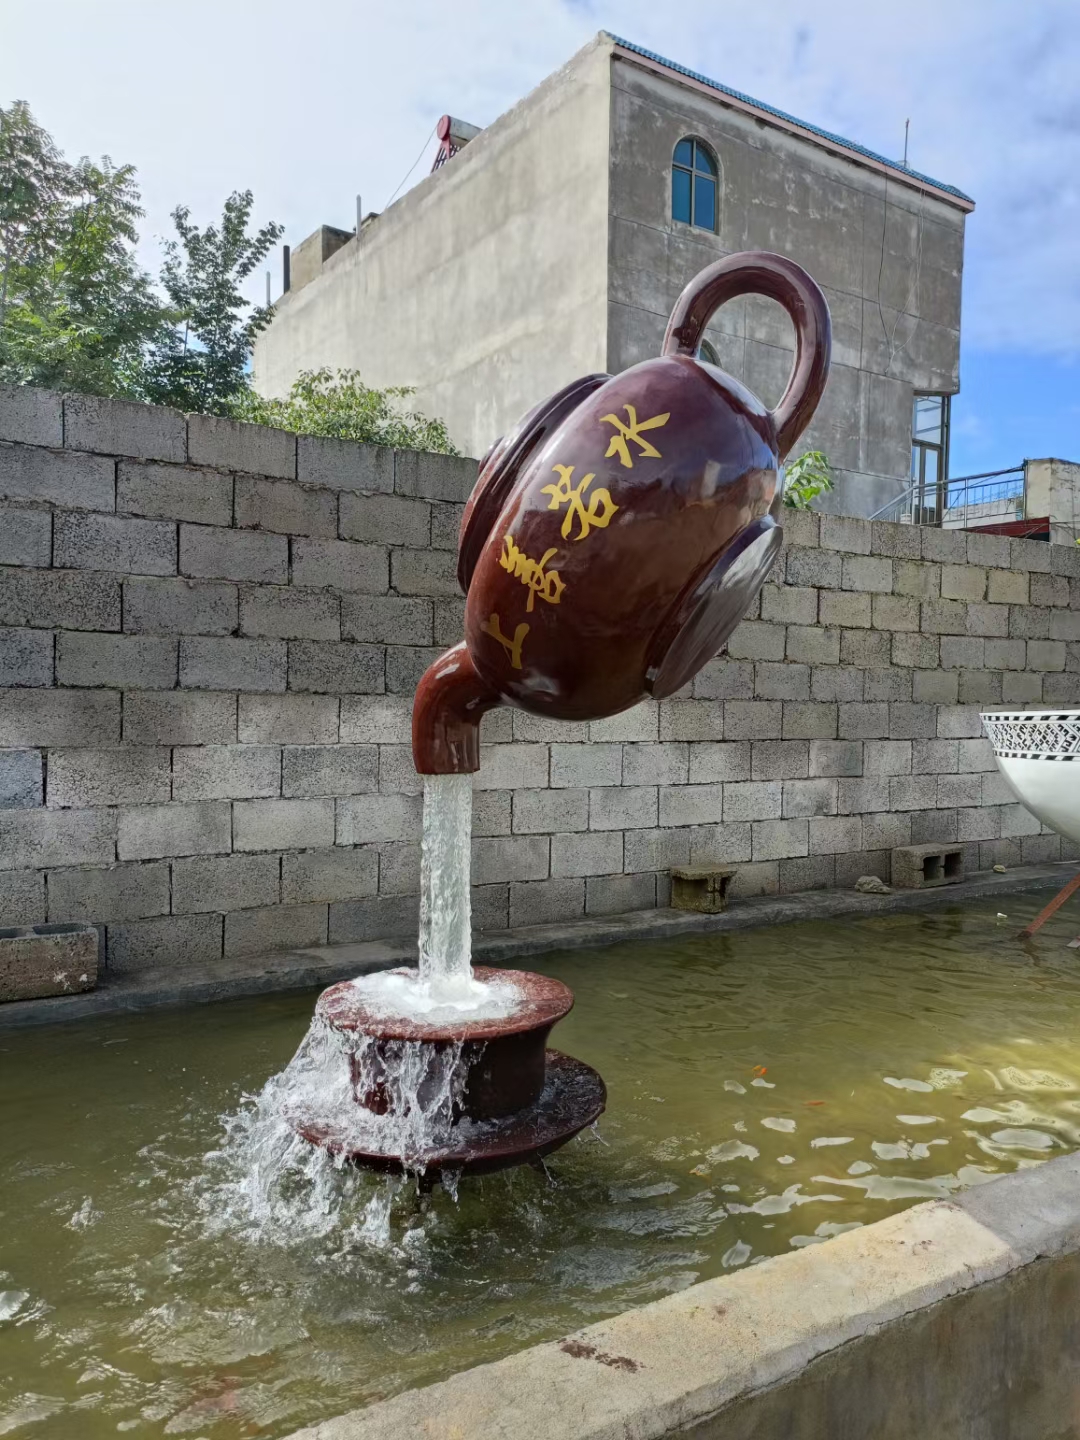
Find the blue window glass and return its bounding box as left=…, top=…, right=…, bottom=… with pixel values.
left=672, top=138, right=718, bottom=232
left=672, top=167, right=692, bottom=224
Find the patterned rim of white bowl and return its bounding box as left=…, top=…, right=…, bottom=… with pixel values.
left=981, top=710, right=1080, bottom=760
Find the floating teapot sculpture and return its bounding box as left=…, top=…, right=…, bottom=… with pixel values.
left=414, top=251, right=832, bottom=773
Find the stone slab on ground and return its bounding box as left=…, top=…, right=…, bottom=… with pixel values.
left=0, top=861, right=1072, bottom=1030
left=0, top=922, right=97, bottom=1001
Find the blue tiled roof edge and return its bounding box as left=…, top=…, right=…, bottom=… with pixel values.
left=604, top=34, right=974, bottom=207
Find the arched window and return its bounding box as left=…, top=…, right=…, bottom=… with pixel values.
left=672, top=138, right=718, bottom=231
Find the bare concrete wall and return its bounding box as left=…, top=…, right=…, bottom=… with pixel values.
left=1026, top=457, right=1080, bottom=545
left=284, top=1153, right=1080, bottom=1439
left=252, top=39, right=612, bottom=459
left=606, top=52, right=968, bottom=521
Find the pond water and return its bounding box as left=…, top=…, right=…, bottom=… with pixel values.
left=4, top=896, right=1080, bottom=1437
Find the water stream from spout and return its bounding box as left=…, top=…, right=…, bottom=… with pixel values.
left=418, top=773, right=474, bottom=994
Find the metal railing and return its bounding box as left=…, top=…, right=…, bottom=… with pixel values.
left=869, top=466, right=1026, bottom=528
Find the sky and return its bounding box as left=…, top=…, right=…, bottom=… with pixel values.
left=3, top=0, right=1079, bottom=475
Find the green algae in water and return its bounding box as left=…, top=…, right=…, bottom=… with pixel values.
left=4, top=898, right=1080, bottom=1435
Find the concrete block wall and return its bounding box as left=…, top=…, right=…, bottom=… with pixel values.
left=2, top=385, right=1078, bottom=974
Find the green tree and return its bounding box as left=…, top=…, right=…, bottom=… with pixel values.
left=142, top=191, right=283, bottom=415
left=0, top=102, right=170, bottom=394
left=782, top=449, right=833, bottom=510
left=234, top=367, right=458, bottom=454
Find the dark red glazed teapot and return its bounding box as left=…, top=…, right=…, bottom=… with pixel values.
left=413, top=251, right=831, bottom=773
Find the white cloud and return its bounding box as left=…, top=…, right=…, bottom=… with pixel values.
left=3, top=0, right=1078, bottom=355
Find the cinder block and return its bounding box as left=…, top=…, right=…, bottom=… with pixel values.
left=987, top=569, right=1029, bottom=605
left=891, top=842, right=963, bottom=889
left=0, top=748, right=42, bottom=808
left=64, top=393, right=185, bottom=462
left=820, top=514, right=871, bottom=554
left=281, top=847, right=378, bottom=905
left=936, top=773, right=982, bottom=808
left=48, top=861, right=170, bottom=922
left=588, top=785, right=658, bottom=830
left=836, top=776, right=891, bottom=813
left=778, top=854, right=836, bottom=893
left=117, top=460, right=232, bottom=525
left=692, top=659, right=755, bottom=700
left=940, top=636, right=985, bottom=670
left=892, top=632, right=940, bottom=669
left=1011, top=537, right=1054, bottom=573
left=224, top=902, right=327, bottom=957
left=750, top=740, right=809, bottom=780
left=478, top=743, right=550, bottom=789
left=1052, top=545, right=1080, bottom=578
left=124, top=577, right=237, bottom=635
left=394, top=449, right=476, bottom=503
left=172, top=852, right=281, bottom=914
left=921, top=529, right=967, bottom=564
left=811, top=667, right=864, bottom=703
left=724, top=700, right=783, bottom=740
left=0, top=441, right=114, bottom=510
left=187, top=414, right=294, bottom=479
left=889, top=775, right=939, bottom=811
left=808, top=814, right=863, bottom=854
left=912, top=670, right=959, bottom=705
left=48, top=746, right=170, bottom=807
left=964, top=531, right=1011, bottom=568
left=385, top=645, right=444, bottom=695
left=0, top=922, right=97, bottom=999
left=965, top=603, right=1010, bottom=638
left=940, top=564, right=987, bottom=602
left=840, top=629, right=892, bottom=667
left=282, top=744, right=378, bottom=797
left=723, top=780, right=782, bottom=822
left=871, top=594, right=920, bottom=631
left=550, top=742, right=620, bottom=788
left=297, top=434, right=393, bottom=494
left=374, top=840, right=420, bottom=895
left=1009, top=605, right=1051, bottom=640
left=842, top=555, right=892, bottom=593
left=513, top=788, right=589, bottom=834
left=57, top=632, right=177, bottom=689
left=1030, top=572, right=1071, bottom=608
left=688, top=821, right=752, bottom=866
left=434, top=596, right=467, bottom=645
left=0, top=627, right=52, bottom=687
left=894, top=560, right=940, bottom=599
left=341, top=594, right=432, bottom=646
left=623, top=826, right=691, bottom=873
left=1028, top=639, right=1067, bottom=672
left=233, top=797, right=334, bottom=852
left=808, top=739, right=862, bottom=777
left=622, top=742, right=687, bottom=786
left=958, top=670, right=1002, bottom=705
left=888, top=703, right=937, bottom=740
left=287, top=639, right=384, bottom=695
left=0, top=688, right=118, bottom=747
left=106, top=913, right=222, bottom=972
left=837, top=702, right=888, bottom=740
left=54, top=511, right=176, bottom=576
left=760, top=584, right=817, bottom=625
left=0, top=503, right=51, bottom=567
left=506, top=877, right=583, bottom=928
left=785, top=547, right=842, bottom=589
left=235, top=474, right=337, bottom=537
left=512, top=712, right=588, bottom=743
left=0, top=568, right=120, bottom=631
left=912, top=739, right=959, bottom=773
left=657, top=783, right=723, bottom=826
left=0, top=807, right=115, bottom=869
left=339, top=492, right=430, bottom=547
left=864, top=668, right=913, bottom=702
left=937, top=706, right=985, bottom=739
left=669, top=865, right=734, bottom=913
left=1002, top=671, right=1043, bottom=704
left=429, top=502, right=465, bottom=551
left=118, top=801, right=230, bottom=860
left=240, top=586, right=339, bottom=640
left=911, top=809, right=959, bottom=844
left=835, top=848, right=890, bottom=887
left=726, top=620, right=786, bottom=661
left=470, top=834, right=547, bottom=885
left=328, top=893, right=418, bottom=943
left=688, top=741, right=751, bottom=783
left=586, top=872, right=656, bottom=916
left=786, top=626, right=840, bottom=664
left=862, top=811, right=912, bottom=850
left=754, top=661, right=809, bottom=700
left=0, top=385, right=63, bottom=446
left=124, top=690, right=236, bottom=745
left=179, top=523, right=288, bottom=584
left=1050, top=611, right=1080, bottom=642
left=238, top=693, right=337, bottom=745
left=751, top=817, right=808, bottom=860
left=820, top=591, right=871, bottom=628
left=337, top=694, right=407, bottom=745
left=290, top=537, right=388, bottom=594
left=870, top=520, right=921, bottom=559
left=173, top=744, right=281, bottom=800
left=726, top=860, right=779, bottom=898
left=336, top=792, right=422, bottom=844
left=589, top=703, right=659, bottom=743
left=781, top=778, right=837, bottom=817
left=390, top=547, right=460, bottom=598
left=0, top=871, right=47, bottom=924
left=780, top=510, right=819, bottom=547
left=550, top=830, right=622, bottom=877
left=473, top=790, right=512, bottom=837
left=1038, top=674, right=1079, bottom=705
left=180, top=635, right=285, bottom=692
left=782, top=702, right=837, bottom=739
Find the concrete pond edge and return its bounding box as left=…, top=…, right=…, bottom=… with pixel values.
left=0, top=859, right=1074, bottom=1031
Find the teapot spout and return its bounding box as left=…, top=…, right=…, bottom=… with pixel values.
left=412, top=642, right=503, bottom=774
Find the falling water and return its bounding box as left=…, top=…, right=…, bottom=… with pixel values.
left=418, top=773, right=474, bottom=994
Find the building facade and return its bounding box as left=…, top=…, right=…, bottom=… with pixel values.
left=253, top=34, right=974, bottom=519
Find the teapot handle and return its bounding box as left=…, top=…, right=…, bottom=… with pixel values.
left=662, top=251, right=832, bottom=461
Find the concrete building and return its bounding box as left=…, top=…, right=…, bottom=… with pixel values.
left=253, top=33, right=974, bottom=518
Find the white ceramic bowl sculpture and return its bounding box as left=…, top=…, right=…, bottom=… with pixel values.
left=981, top=709, right=1080, bottom=846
